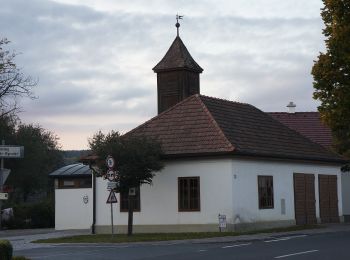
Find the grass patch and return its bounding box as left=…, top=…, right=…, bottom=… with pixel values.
left=35, top=225, right=322, bottom=244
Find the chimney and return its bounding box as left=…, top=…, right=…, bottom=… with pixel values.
left=287, top=101, right=296, bottom=113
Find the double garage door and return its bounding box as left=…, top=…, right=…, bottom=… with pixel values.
left=293, top=173, right=339, bottom=225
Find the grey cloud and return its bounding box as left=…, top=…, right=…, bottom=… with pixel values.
left=0, top=0, right=325, bottom=148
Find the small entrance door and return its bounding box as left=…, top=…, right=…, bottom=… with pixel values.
left=319, top=175, right=339, bottom=223
left=294, top=173, right=317, bottom=225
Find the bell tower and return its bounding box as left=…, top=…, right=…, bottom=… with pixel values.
left=153, top=16, right=203, bottom=114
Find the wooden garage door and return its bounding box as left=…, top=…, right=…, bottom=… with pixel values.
left=294, top=173, right=317, bottom=225
left=319, top=175, right=339, bottom=223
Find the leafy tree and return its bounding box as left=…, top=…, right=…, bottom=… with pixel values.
left=89, top=130, right=164, bottom=235
left=311, top=0, right=350, bottom=161
left=0, top=118, right=63, bottom=202
left=0, top=38, right=36, bottom=117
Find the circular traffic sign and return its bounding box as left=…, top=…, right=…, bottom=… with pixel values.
left=106, top=169, right=116, bottom=181
left=106, top=155, right=115, bottom=169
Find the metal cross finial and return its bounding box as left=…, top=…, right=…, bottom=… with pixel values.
left=175, top=14, right=183, bottom=36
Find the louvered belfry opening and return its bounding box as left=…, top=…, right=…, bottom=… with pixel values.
left=153, top=36, right=203, bottom=114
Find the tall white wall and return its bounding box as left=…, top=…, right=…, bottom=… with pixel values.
left=231, top=158, right=343, bottom=224
left=95, top=158, right=343, bottom=228
left=95, top=159, right=233, bottom=226
left=55, top=188, right=92, bottom=230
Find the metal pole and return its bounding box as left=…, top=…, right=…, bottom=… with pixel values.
left=0, top=140, right=5, bottom=230
left=111, top=202, right=114, bottom=238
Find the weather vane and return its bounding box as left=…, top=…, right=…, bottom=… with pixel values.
left=176, top=14, right=183, bottom=37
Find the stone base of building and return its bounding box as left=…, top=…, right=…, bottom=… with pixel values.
left=342, top=215, right=350, bottom=222
left=233, top=219, right=296, bottom=232
left=94, top=220, right=296, bottom=234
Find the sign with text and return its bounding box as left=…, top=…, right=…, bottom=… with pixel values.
left=0, top=146, right=24, bottom=158
left=218, top=214, right=227, bottom=228
left=0, top=193, right=8, bottom=200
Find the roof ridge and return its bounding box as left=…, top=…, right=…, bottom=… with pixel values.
left=196, top=95, right=235, bottom=152
left=199, top=94, right=250, bottom=106
left=268, top=111, right=319, bottom=114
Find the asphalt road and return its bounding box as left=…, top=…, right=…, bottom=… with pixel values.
left=15, top=231, right=350, bottom=260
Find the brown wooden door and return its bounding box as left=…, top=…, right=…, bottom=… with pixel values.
left=294, top=173, right=317, bottom=225
left=319, top=175, right=339, bottom=223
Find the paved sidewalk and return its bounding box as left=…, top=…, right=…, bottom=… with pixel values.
left=0, top=228, right=90, bottom=250
left=2, top=223, right=350, bottom=251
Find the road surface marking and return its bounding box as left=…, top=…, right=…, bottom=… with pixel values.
left=274, top=249, right=319, bottom=258
left=222, top=243, right=251, bottom=248
left=198, top=249, right=207, bottom=252
left=265, top=235, right=307, bottom=243
left=55, top=245, right=130, bottom=248
left=151, top=242, right=180, bottom=246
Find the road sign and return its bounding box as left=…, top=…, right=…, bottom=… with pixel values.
left=106, top=190, right=118, bottom=203
left=0, top=169, right=10, bottom=185
left=106, top=155, right=115, bottom=169
left=218, top=214, right=227, bottom=228
left=106, top=170, right=116, bottom=181
left=0, top=193, right=8, bottom=200
left=0, top=146, right=24, bottom=158
left=107, top=181, right=118, bottom=190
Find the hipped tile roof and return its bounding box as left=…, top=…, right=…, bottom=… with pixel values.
left=268, top=112, right=333, bottom=149
left=127, top=95, right=344, bottom=163
left=153, top=36, right=203, bottom=73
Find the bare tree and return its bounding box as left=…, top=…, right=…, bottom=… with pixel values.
left=0, top=38, right=36, bottom=117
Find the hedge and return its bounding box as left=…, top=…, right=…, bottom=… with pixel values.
left=0, top=240, right=13, bottom=260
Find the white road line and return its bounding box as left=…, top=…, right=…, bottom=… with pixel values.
left=274, top=249, right=319, bottom=259
left=264, top=235, right=307, bottom=243
left=55, top=245, right=130, bottom=248
left=222, top=243, right=251, bottom=248
left=198, top=249, right=207, bottom=252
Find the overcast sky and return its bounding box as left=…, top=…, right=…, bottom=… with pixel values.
left=0, top=0, right=326, bottom=150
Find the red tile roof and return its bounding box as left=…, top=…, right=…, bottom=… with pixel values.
left=268, top=112, right=333, bottom=149
left=128, top=95, right=234, bottom=155
left=127, top=95, right=344, bottom=163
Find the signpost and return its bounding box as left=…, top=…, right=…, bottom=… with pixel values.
left=218, top=214, right=227, bottom=232
left=105, top=155, right=118, bottom=237
left=0, top=141, right=24, bottom=230
left=106, top=190, right=118, bottom=237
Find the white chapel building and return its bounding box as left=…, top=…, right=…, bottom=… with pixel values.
left=50, top=29, right=347, bottom=233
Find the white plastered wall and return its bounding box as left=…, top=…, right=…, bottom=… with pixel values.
left=231, top=158, right=343, bottom=224
left=55, top=188, right=92, bottom=230
left=95, top=158, right=234, bottom=226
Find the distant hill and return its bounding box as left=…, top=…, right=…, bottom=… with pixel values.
left=62, top=150, right=91, bottom=165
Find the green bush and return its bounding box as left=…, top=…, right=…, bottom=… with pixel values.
left=0, top=240, right=13, bottom=260
left=2, top=199, right=54, bottom=229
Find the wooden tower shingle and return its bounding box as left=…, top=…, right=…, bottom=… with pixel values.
left=153, top=36, right=203, bottom=114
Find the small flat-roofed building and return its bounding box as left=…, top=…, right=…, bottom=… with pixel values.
left=50, top=163, right=92, bottom=230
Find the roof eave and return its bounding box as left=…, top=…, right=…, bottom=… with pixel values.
left=161, top=150, right=347, bottom=165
